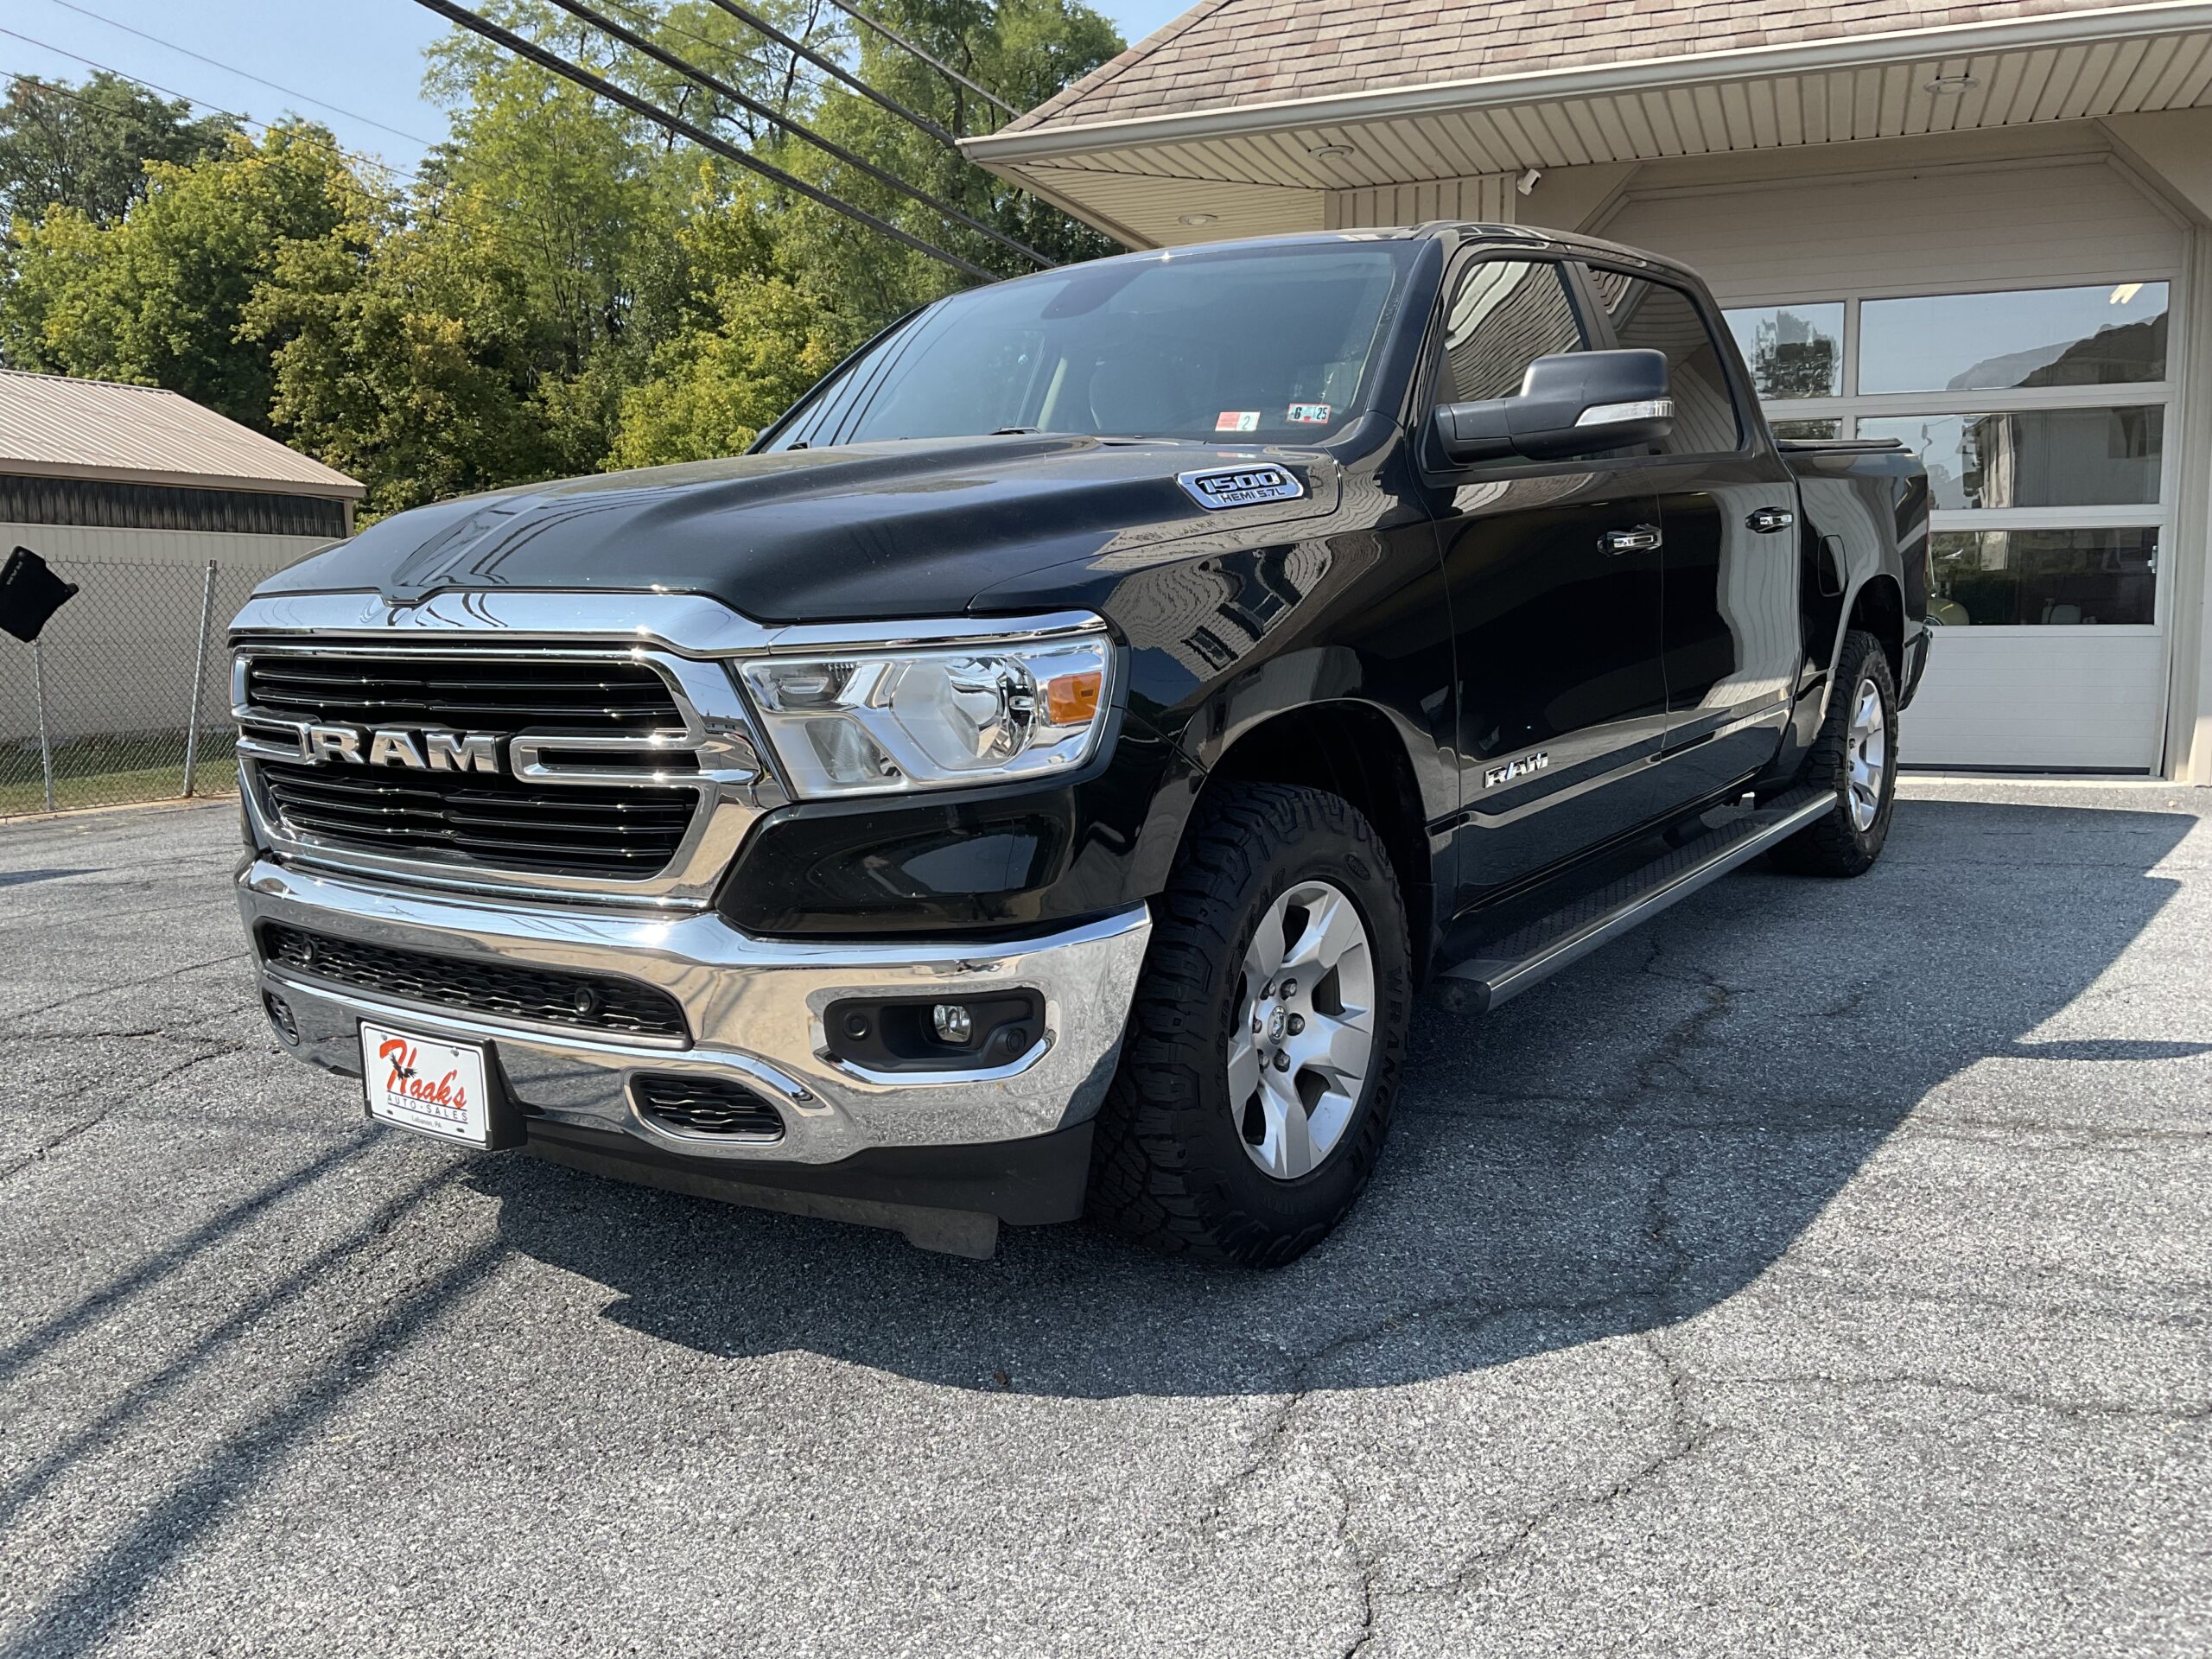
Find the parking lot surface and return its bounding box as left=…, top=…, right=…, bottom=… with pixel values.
left=1, top=780, right=2207, bottom=1657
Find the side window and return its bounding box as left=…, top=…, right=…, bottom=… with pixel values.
left=1437, top=259, right=1586, bottom=405
left=1586, top=269, right=1745, bottom=454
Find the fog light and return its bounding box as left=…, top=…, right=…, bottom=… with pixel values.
left=932, top=1003, right=973, bottom=1044
left=264, top=991, right=299, bottom=1045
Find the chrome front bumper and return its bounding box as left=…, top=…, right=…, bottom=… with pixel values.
left=238, top=858, right=1151, bottom=1167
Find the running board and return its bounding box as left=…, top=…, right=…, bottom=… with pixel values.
left=1439, top=788, right=1833, bottom=1013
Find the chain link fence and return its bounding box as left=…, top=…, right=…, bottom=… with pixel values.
left=0, top=558, right=286, bottom=817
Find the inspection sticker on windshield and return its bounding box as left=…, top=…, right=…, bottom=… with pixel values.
left=1287, top=403, right=1332, bottom=424
left=1214, top=410, right=1262, bottom=433
left=1179, top=464, right=1306, bottom=511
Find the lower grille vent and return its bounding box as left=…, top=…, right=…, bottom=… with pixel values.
left=633, top=1075, right=785, bottom=1140
left=261, top=924, right=689, bottom=1042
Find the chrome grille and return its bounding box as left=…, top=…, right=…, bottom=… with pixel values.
left=235, top=643, right=714, bottom=887
left=243, top=657, right=682, bottom=729
left=260, top=767, right=697, bottom=878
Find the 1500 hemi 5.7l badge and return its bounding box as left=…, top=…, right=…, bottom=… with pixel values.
left=1179, top=465, right=1306, bottom=511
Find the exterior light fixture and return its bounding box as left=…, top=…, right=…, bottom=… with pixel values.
left=1179, top=212, right=1218, bottom=226
left=1310, top=143, right=1356, bottom=161
left=1924, top=73, right=1978, bottom=93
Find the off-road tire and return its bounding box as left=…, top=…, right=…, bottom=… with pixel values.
left=1770, top=627, right=1898, bottom=878
left=1087, top=783, right=1412, bottom=1267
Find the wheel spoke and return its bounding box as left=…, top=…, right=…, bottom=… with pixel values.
left=1284, top=1008, right=1370, bottom=1087
left=1243, top=908, right=1287, bottom=988
left=1281, top=887, right=1364, bottom=977
left=1226, top=1027, right=1262, bottom=1106
left=1260, top=1068, right=1315, bottom=1178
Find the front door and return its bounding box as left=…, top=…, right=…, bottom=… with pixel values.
left=1422, top=257, right=1675, bottom=901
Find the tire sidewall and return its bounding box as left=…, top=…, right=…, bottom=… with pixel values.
left=1171, top=802, right=1410, bottom=1246
left=1834, top=639, right=1900, bottom=859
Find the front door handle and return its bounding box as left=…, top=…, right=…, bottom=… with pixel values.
left=1600, top=524, right=1662, bottom=556
left=1747, top=506, right=1796, bottom=534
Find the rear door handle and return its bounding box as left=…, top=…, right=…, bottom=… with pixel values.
left=1599, top=524, right=1662, bottom=555
left=1747, top=507, right=1796, bottom=534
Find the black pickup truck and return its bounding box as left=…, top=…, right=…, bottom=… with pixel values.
left=232, top=223, right=1929, bottom=1264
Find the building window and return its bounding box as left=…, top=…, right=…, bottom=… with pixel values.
left=1723, top=280, right=2173, bottom=630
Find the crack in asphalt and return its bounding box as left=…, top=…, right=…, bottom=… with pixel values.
left=0, top=1039, right=260, bottom=1182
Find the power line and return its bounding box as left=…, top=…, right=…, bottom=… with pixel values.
left=0, top=44, right=421, bottom=184
left=35, top=0, right=437, bottom=147
left=696, top=0, right=960, bottom=149
left=543, top=0, right=1050, bottom=267
left=818, top=0, right=1016, bottom=119
left=407, top=0, right=995, bottom=280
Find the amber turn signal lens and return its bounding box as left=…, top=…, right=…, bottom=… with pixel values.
left=1042, top=669, right=1102, bottom=726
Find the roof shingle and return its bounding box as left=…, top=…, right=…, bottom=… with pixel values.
left=1004, top=0, right=2132, bottom=133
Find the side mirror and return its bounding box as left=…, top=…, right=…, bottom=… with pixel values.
left=1434, top=348, right=1673, bottom=465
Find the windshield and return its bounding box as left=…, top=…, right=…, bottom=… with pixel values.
left=764, top=241, right=1418, bottom=449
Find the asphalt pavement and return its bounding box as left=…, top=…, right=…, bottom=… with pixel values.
left=1, top=779, right=2206, bottom=1657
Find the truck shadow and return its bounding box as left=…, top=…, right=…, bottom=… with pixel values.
left=475, top=796, right=2200, bottom=1398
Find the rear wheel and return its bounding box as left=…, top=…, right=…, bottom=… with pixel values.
left=1771, top=627, right=1898, bottom=877
left=1087, top=782, right=1411, bottom=1267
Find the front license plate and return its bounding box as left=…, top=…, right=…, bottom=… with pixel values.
left=359, top=1021, right=492, bottom=1147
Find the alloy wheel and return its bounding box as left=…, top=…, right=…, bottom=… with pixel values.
left=1846, top=676, right=1887, bottom=831
left=1228, top=880, right=1376, bottom=1180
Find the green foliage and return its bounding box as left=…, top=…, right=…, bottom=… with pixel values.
left=0, top=71, right=239, bottom=226
left=0, top=0, right=1122, bottom=511
left=3, top=124, right=363, bottom=426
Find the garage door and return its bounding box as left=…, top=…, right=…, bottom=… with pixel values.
left=1602, top=157, right=2183, bottom=772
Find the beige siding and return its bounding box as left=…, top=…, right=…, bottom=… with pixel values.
left=1595, top=156, right=2183, bottom=299
left=1326, top=173, right=1519, bottom=229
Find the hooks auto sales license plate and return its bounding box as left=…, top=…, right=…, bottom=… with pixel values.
left=360, top=1021, right=492, bottom=1147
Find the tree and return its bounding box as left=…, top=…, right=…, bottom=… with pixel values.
left=0, top=71, right=239, bottom=226
left=1, top=123, right=364, bottom=425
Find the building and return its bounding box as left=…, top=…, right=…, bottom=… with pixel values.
left=0, top=369, right=360, bottom=565
left=966, top=0, right=2212, bottom=777
left=0, top=370, right=360, bottom=756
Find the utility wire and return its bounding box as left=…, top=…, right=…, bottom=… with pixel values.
left=696, top=0, right=960, bottom=149
left=0, top=42, right=420, bottom=183
left=35, top=0, right=437, bottom=146
left=543, top=0, right=1049, bottom=267
left=818, top=0, right=1016, bottom=118
left=407, top=0, right=995, bottom=280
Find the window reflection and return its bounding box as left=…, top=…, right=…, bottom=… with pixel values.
left=1930, top=528, right=2156, bottom=626
left=1590, top=270, right=1741, bottom=454
left=1769, top=418, right=1842, bottom=441
left=1723, top=303, right=1844, bottom=399
left=1440, top=261, right=1585, bottom=403
left=1858, top=408, right=2162, bottom=510
left=1859, top=283, right=2167, bottom=392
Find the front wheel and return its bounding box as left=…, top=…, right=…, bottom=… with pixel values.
left=1087, top=782, right=1411, bottom=1267
left=1770, top=627, right=1898, bottom=877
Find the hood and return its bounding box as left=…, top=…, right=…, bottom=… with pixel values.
left=262, top=435, right=1343, bottom=624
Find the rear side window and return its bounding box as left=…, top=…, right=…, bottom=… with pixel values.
left=1437, top=260, right=1586, bottom=404
left=1586, top=269, right=1745, bottom=454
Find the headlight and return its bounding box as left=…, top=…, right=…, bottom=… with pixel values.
left=734, top=621, right=1114, bottom=798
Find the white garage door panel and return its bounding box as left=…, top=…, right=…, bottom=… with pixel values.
left=1905, top=634, right=2166, bottom=772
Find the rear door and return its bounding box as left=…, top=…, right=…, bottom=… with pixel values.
left=1580, top=265, right=1803, bottom=800
left=1424, top=256, right=1680, bottom=902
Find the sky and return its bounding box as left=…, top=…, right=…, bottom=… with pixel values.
left=0, top=0, right=1185, bottom=177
